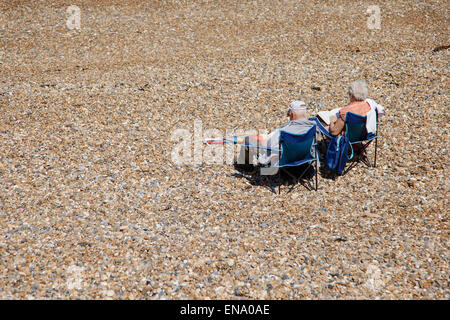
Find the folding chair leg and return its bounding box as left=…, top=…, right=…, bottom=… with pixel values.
left=374, top=138, right=377, bottom=168
left=343, top=140, right=375, bottom=174
left=343, top=160, right=359, bottom=175
left=278, top=168, right=281, bottom=195
left=315, top=160, right=318, bottom=191
left=278, top=141, right=282, bottom=195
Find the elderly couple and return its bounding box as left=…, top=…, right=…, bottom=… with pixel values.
left=241, top=79, right=385, bottom=166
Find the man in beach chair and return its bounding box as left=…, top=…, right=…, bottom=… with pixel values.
left=233, top=123, right=320, bottom=193
left=238, top=100, right=317, bottom=167
left=237, top=101, right=319, bottom=192
left=271, top=125, right=320, bottom=193
left=204, top=100, right=319, bottom=191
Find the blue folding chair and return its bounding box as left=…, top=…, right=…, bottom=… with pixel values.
left=220, top=125, right=319, bottom=193
left=309, top=117, right=332, bottom=140
left=309, top=110, right=378, bottom=175
left=272, top=125, right=319, bottom=193
left=341, top=111, right=378, bottom=174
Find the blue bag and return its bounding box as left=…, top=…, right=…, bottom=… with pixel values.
left=325, top=136, right=353, bottom=175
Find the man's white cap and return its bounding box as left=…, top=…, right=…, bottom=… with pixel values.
left=288, top=100, right=307, bottom=112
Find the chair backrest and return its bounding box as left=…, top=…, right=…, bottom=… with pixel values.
left=344, top=112, right=368, bottom=142
left=279, top=125, right=316, bottom=166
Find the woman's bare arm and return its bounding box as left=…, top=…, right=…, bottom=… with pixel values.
left=329, top=117, right=345, bottom=136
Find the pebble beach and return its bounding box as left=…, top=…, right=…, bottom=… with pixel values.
left=0, top=0, right=448, bottom=299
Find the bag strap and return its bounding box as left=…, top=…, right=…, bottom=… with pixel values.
left=348, top=140, right=354, bottom=160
